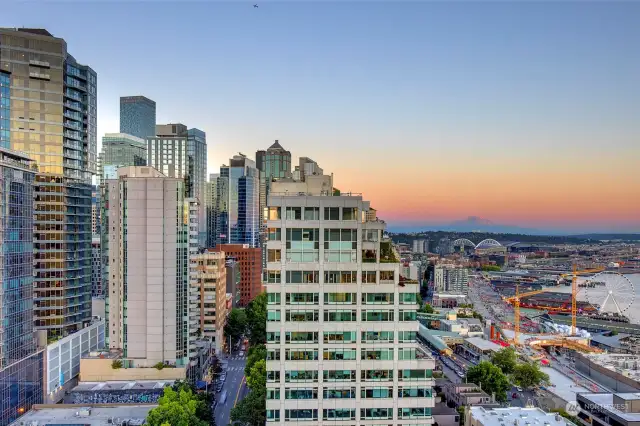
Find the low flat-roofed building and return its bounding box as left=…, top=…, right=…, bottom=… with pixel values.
left=65, top=380, right=174, bottom=405
left=432, top=402, right=460, bottom=426
left=9, top=405, right=156, bottom=426
left=467, top=406, right=575, bottom=426
left=577, top=393, right=640, bottom=426
left=444, top=382, right=500, bottom=408
left=575, top=353, right=640, bottom=392
left=457, top=337, right=502, bottom=362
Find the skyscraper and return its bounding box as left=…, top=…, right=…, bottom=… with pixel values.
left=256, top=140, right=292, bottom=180
left=191, top=250, right=227, bottom=353
left=147, top=124, right=207, bottom=246
left=205, top=173, right=219, bottom=248
left=265, top=175, right=435, bottom=425
left=0, top=148, right=43, bottom=425
left=104, top=166, right=197, bottom=367
left=215, top=154, right=260, bottom=248
left=1, top=28, right=96, bottom=338
left=98, top=133, right=147, bottom=181
left=119, top=95, right=156, bottom=139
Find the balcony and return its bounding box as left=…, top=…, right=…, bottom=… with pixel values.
left=29, top=59, right=50, bottom=68
left=379, top=241, right=399, bottom=263
left=29, top=71, right=50, bottom=80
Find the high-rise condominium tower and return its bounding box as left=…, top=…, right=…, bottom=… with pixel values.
left=147, top=124, right=207, bottom=246
left=119, top=95, right=156, bottom=139
left=191, top=250, right=227, bottom=354
left=215, top=154, right=260, bottom=248
left=265, top=176, right=435, bottom=425
left=1, top=28, right=96, bottom=338
left=205, top=173, right=219, bottom=248
left=104, top=166, right=198, bottom=368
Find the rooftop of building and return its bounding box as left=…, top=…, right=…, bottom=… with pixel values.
left=0, top=27, right=55, bottom=37
left=11, top=405, right=155, bottom=426
left=590, top=333, right=632, bottom=349
left=102, top=133, right=146, bottom=143
left=72, top=381, right=175, bottom=392
left=468, top=406, right=575, bottom=426
left=580, top=353, right=640, bottom=381
left=83, top=349, right=122, bottom=359
left=465, top=337, right=502, bottom=352
left=579, top=393, right=640, bottom=421
left=539, top=366, right=588, bottom=404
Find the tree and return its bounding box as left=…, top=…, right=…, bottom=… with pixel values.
left=245, top=292, right=267, bottom=346
left=245, top=344, right=266, bottom=376
left=146, top=387, right=208, bottom=426
left=482, top=265, right=501, bottom=272
left=225, top=308, right=247, bottom=345
left=491, top=347, right=518, bottom=375
left=246, top=359, right=266, bottom=390
left=171, top=380, right=214, bottom=424
left=420, top=303, right=435, bottom=314
left=511, top=362, right=550, bottom=389
left=465, top=361, right=511, bottom=402
left=231, top=387, right=266, bottom=426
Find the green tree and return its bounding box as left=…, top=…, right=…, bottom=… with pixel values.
left=511, top=362, right=550, bottom=389
left=225, top=308, right=247, bottom=345
left=491, top=347, right=518, bottom=374
left=482, top=265, right=501, bottom=272
left=465, top=361, right=512, bottom=402
left=245, top=292, right=267, bottom=346
left=246, top=359, right=266, bottom=390
left=146, top=387, right=208, bottom=426
left=171, top=380, right=214, bottom=424
left=231, top=387, right=266, bottom=426
left=420, top=303, right=435, bottom=314
left=245, top=344, right=267, bottom=376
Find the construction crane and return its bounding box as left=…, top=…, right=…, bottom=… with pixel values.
left=506, top=265, right=605, bottom=344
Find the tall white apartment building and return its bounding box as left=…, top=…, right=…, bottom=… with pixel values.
left=105, top=166, right=197, bottom=368
left=265, top=178, right=435, bottom=425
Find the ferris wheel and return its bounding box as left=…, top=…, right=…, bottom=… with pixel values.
left=585, top=271, right=635, bottom=315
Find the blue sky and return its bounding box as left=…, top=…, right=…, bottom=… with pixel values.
left=2, top=1, right=639, bottom=232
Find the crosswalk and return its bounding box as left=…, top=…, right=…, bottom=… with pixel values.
left=226, top=366, right=245, bottom=372
left=226, top=356, right=246, bottom=361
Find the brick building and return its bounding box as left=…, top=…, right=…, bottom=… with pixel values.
left=213, top=244, right=262, bottom=305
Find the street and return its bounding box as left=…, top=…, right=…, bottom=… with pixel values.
left=215, top=349, right=248, bottom=426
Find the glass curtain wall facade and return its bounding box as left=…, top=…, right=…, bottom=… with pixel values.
left=0, top=28, right=96, bottom=339
left=216, top=155, right=260, bottom=248
left=0, top=148, right=43, bottom=425
left=98, top=133, right=146, bottom=182
left=187, top=128, right=207, bottom=246
left=119, top=96, right=156, bottom=140
left=0, top=72, right=9, bottom=148
left=205, top=174, right=219, bottom=248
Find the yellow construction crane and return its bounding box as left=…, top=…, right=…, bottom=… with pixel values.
left=506, top=265, right=605, bottom=344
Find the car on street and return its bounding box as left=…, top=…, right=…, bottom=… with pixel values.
left=516, top=386, right=523, bottom=392
left=238, top=351, right=244, bottom=357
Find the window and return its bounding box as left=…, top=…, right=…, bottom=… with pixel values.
left=266, top=410, right=280, bottom=422
left=303, top=207, right=319, bottom=220
left=265, top=270, right=281, bottom=284
left=323, top=388, right=356, bottom=399
left=323, top=370, right=356, bottom=382
left=361, top=387, right=393, bottom=399
left=267, top=293, right=281, bottom=304
left=398, top=348, right=419, bottom=360
left=324, top=331, right=356, bottom=343
left=267, top=249, right=281, bottom=262
left=362, top=348, right=395, bottom=360
left=323, top=348, right=357, bottom=360
left=285, top=207, right=302, bottom=220
left=267, top=370, right=280, bottom=382
left=285, top=331, right=318, bottom=343
left=323, top=409, right=356, bottom=421
left=285, top=409, right=317, bottom=421
left=399, top=310, right=417, bottom=321
left=286, top=350, right=318, bottom=361
left=266, top=350, right=281, bottom=360
left=324, top=229, right=357, bottom=262
left=285, top=388, right=317, bottom=399
left=342, top=207, right=357, bottom=220
left=362, top=271, right=377, bottom=284
left=400, top=293, right=417, bottom=304
left=364, top=229, right=379, bottom=242
left=285, top=370, right=318, bottom=382
left=267, top=310, right=281, bottom=322
left=362, top=293, right=394, bottom=304
left=361, top=310, right=394, bottom=322
left=286, top=310, right=318, bottom=322
left=324, top=292, right=356, bottom=304
left=267, top=332, right=280, bottom=343
left=361, top=408, right=393, bottom=420
left=324, top=207, right=339, bottom=220
left=324, top=310, right=357, bottom=322
left=380, top=271, right=395, bottom=282
left=267, top=227, right=281, bottom=241
left=286, top=292, right=318, bottom=304
left=400, top=369, right=432, bottom=381
left=362, top=331, right=394, bottom=343
left=268, top=207, right=281, bottom=220
left=398, top=387, right=431, bottom=398
left=286, top=228, right=319, bottom=262
left=398, top=331, right=417, bottom=342
left=266, top=388, right=281, bottom=399
left=398, top=408, right=432, bottom=419
left=324, top=270, right=357, bottom=284
left=286, top=270, right=319, bottom=284
left=361, top=370, right=393, bottom=381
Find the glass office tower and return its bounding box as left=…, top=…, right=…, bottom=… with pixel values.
left=215, top=155, right=260, bottom=248
left=98, top=133, right=146, bottom=181
left=119, top=95, right=156, bottom=140
left=256, top=140, right=292, bottom=180
left=0, top=72, right=9, bottom=148
left=0, top=148, right=44, bottom=425
left=0, top=28, right=96, bottom=338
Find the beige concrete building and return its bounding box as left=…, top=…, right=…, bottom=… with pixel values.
left=191, top=250, right=228, bottom=353
left=105, top=166, right=196, bottom=368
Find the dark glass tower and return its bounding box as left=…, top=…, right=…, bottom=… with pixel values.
left=119, top=96, right=156, bottom=139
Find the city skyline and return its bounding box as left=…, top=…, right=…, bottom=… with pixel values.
left=2, top=2, right=639, bottom=233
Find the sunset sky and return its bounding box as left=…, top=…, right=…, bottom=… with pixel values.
left=3, top=2, right=639, bottom=233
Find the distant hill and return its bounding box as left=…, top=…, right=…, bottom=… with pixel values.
left=570, top=233, right=640, bottom=242
left=439, top=216, right=542, bottom=235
